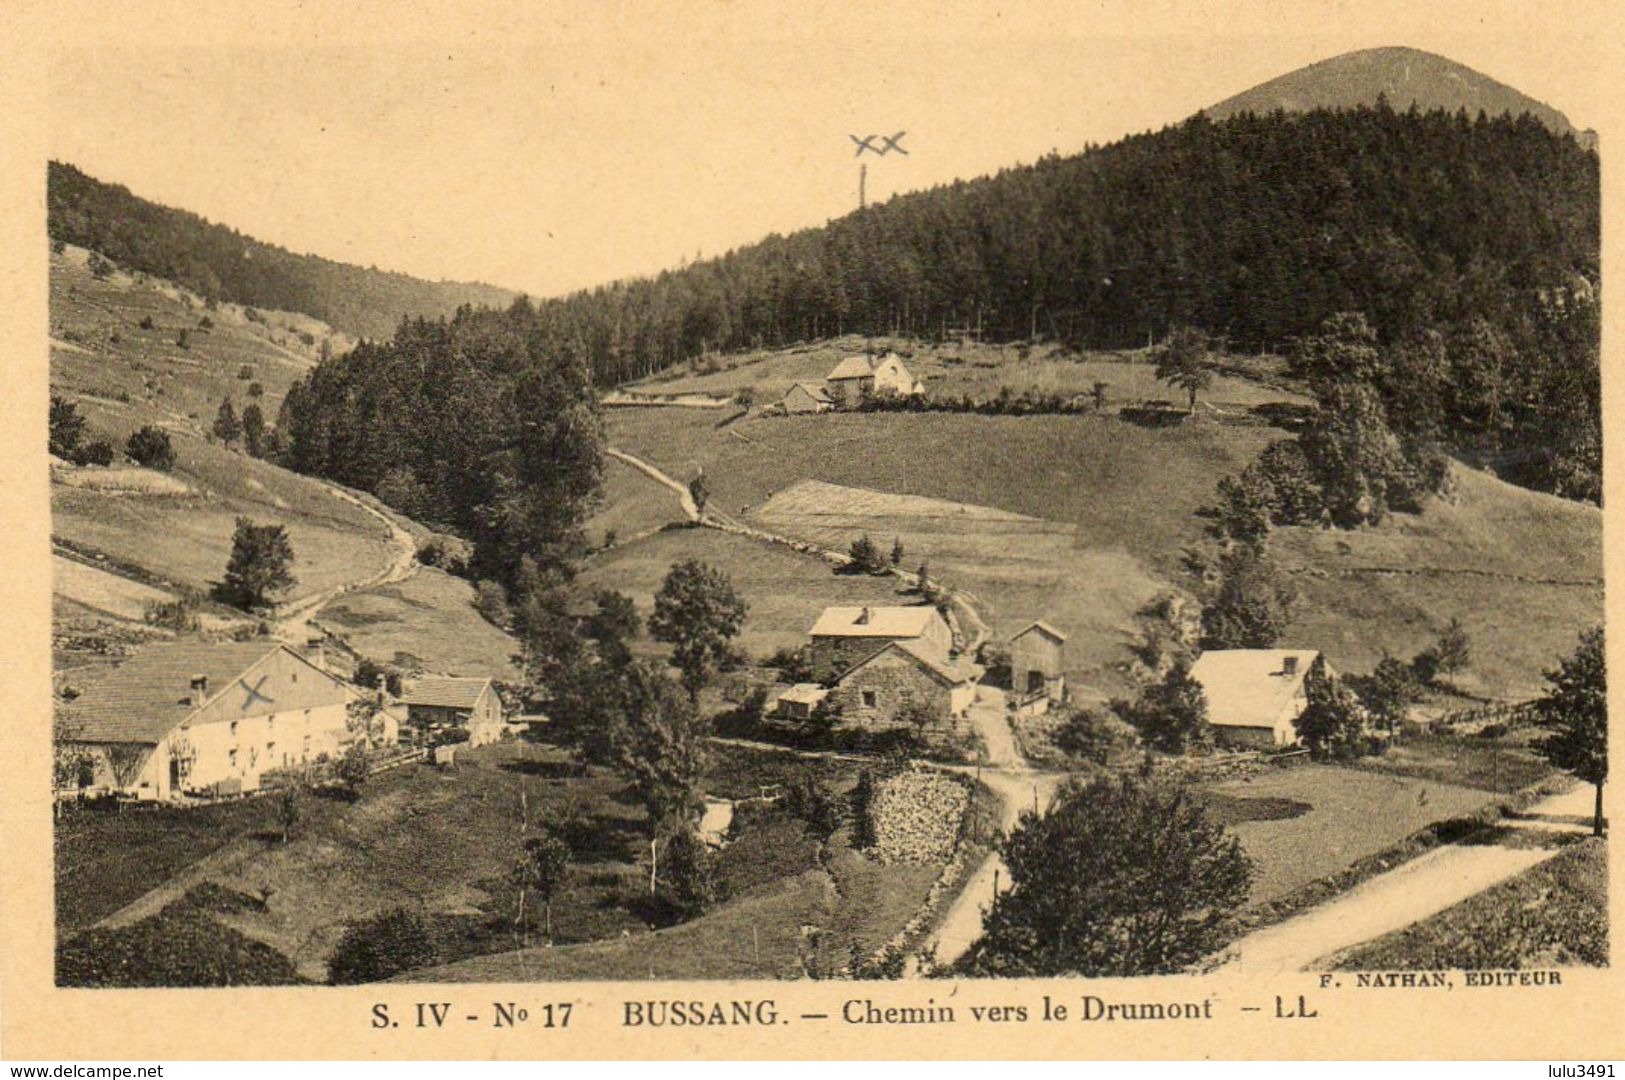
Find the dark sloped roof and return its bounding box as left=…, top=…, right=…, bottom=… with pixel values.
left=61, top=641, right=285, bottom=745
left=839, top=638, right=982, bottom=687
left=401, top=676, right=492, bottom=710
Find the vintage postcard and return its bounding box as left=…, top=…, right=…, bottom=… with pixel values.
left=1, top=0, right=1621, bottom=1062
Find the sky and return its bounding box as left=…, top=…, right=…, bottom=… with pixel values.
left=43, top=0, right=1611, bottom=300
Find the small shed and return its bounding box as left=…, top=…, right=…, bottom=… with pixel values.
left=781, top=381, right=834, bottom=414
left=1010, top=621, right=1067, bottom=705
left=774, top=683, right=829, bottom=721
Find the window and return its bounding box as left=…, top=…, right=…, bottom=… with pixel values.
left=268, top=715, right=275, bottom=734
left=228, top=749, right=238, bottom=769
left=229, top=720, right=238, bottom=739
left=266, top=741, right=275, bottom=757
left=861, top=690, right=878, bottom=709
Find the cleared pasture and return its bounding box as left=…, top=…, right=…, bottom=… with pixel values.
left=316, top=567, right=523, bottom=681
left=1197, top=765, right=1496, bottom=904
left=575, top=525, right=910, bottom=662
left=752, top=480, right=1163, bottom=691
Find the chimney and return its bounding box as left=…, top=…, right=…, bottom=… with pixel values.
left=186, top=673, right=208, bottom=706
left=304, top=635, right=327, bottom=672
left=856, top=607, right=872, bottom=626
left=1282, top=656, right=1298, bottom=676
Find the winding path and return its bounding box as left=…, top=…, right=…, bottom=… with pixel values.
left=275, top=483, right=419, bottom=642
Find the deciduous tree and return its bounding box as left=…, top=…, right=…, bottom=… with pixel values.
left=1535, top=627, right=1607, bottom=836
left=217, top=518, right=296, bottom=610
left=649, top=560, right=747, bottom=701
left=959, top=775, right=1252, bottom=976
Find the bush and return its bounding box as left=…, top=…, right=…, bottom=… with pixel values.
left=143, top=598, right=199, bottom=632
left=765, top=645, right=814, bottom=683
left=125, top=426, right=175, bottom=471
left=327, top=908, right=437, bottom=984
left=473, top=580, right=511, bottom=628
left=138, top=315, right=154, bottom=330
left=846, top=534, right=889, bottom=575
left=198, top=315, right=214, bottom=330
left=69, top=440, right=115, bottom=467
left=237, top=364, right=254, bottom=380
left=49, top=394, right=86, bottom=459
left=354, top=658, right=402, bottom=696
left=660, top=828, right=721, bottom=921
left=783, top=775, right=843, bottom=838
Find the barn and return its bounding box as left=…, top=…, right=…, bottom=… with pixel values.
left=1010, top=621, right=1067, bottom=707
left=399, top=676, right=505, bottom=747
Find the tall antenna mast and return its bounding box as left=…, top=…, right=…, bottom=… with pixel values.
left=849, top=131, right=907, bottom=213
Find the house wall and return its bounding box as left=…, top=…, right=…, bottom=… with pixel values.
left=827, top=377, right=871, bottom=408
left=1214, top=724, right=1279, bottom=751
left=829, top=649, right=954, bottom=731
left=783, top=387, right=827, bottom=414
left=871, top=357, right=916, bottom=396
left=73, top=647, right=354, bottom=800
left=1011, top=632, right=1064, bottom=698
left=466, top=686, right=504, bottom=747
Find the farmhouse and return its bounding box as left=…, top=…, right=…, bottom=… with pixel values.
left=807, top=604, right=955, bottom=680
left=399, top=675, right=505, bottom=747
left=824, top=352, right=922, bottom=408
left=57, top=641, right=357, bottom=801
left=1189, top=648, right=1324, bottom=749
left=780, top=381, right=834, bottom=414
left=827, top=639, right=982, bottom=731
left=1010, top=620, right=1067, bottom=708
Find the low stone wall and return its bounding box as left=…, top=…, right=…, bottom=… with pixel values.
left=870, top=767, right=970, bottom=865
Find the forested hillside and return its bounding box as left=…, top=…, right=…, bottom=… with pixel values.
left=275, top=299, right=603, bottom=590
left=530, top=105, right=1596, bottom=377
left=47, top=162, right=517, bottom=341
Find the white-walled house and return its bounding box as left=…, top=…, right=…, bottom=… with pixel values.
left=58, top=641, right=359, bottom=800
left=1188, top=648, right=1325, bottom=749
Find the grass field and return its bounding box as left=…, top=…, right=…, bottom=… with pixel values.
left=752, top=480, right=1162, bottom=690
left=576, top=524, right=911, bottom=661
left=57, top=740, right=946, bottom=984
left=1330, top=838, right=1607, bottom=970
left=1274, top=466, right=1603, bottom=700
left=55, top=796, right=279, bottom=933
left=609, top=410, right=1275, bottom=578
left=608, top=405, right=1602, bottom=701
left=52, top=553, right=177, bottom=622
left=316, top=567, right=523, bottom=681
left=583, top=457, right=690, bottom=549
left=50, top=251, right=402, bottom=609
left=1353, top=731, right=1555, bottom=794
left=627, top=335, right=1307, bottom=411
left=1195, top=765, right=1497, bottom=904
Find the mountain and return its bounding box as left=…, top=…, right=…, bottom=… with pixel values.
left=47, top=162, right=519, bottom=341
left=1206, top=46, right=1592, bottom=144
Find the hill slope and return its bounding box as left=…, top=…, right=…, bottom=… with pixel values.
left=48, top=162, right=518, bottom=341
left=1207, top=47, right=1584, bottom=138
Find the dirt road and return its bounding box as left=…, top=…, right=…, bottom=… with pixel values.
left=277, top=484, right=418, bottom=642
left=1221, top=783, right=1598, bottom=973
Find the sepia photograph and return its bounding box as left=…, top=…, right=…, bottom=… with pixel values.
left=7, top=1, right=1614, bottom=1058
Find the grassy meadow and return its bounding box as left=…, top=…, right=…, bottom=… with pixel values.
left=315, top=566, right=524, bottom=681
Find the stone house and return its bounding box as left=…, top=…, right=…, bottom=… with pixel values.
left=57, top=641, right=358, bottom=801
left=823, top=351, right=922, bottom=408
left=826, top=639, right=982, bottom=732
left=807, top=604, right=954, bottom=681
left=1188, top=648, right=1325, bottom=749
